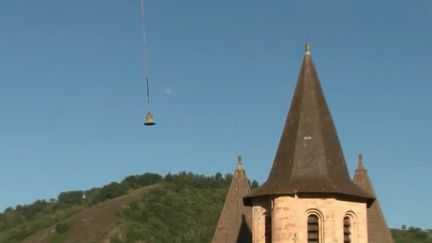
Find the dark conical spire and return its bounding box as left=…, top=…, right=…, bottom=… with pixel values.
left=353, top=154, right=394, bottom=243
left=212, top=156, right=252, bottom=243
left=245, top=44, right=373, bottom=205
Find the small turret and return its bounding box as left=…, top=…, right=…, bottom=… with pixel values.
left=212, top=156, right=252, bottom=243
left=353, top=154, right=394, bottom=243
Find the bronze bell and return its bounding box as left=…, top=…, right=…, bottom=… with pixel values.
left=144, top=111, right=156, bottom=126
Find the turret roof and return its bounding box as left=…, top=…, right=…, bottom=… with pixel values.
left=245, top=44, right=374, bottom=205
left=353, top=154, right=394, bottom=243
left=212, top=156, right=252, bottom=243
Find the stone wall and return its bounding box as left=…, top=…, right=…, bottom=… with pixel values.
left=251, top=196, right=368, bottom=243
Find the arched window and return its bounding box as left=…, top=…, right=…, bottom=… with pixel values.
left=343, top=216, right=351, bottom=243
left=307, top=214, right=319, bottom=243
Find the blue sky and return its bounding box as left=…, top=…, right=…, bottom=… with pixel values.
left=1, top=0, right=431, bottom=229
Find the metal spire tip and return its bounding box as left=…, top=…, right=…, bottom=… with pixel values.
left=305, top=43, right=312, bottom=55
left=236, top=155, right=244, bottom=171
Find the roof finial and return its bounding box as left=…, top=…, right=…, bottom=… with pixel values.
left=305, top=42, right=312, bottom=56
left=358, top=153, right=365, bottom=170
left=236, top=155, right=244, bottom=171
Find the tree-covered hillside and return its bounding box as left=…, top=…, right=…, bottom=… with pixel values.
left=112, top=172, right=236, bottom=242
left=0, top=171, right=430, bottom=242
left=0, top=172, right=165, bottom=242
left=392, top=227, right=432, bottom=243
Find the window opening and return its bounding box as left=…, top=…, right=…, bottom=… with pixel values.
left=308, top=214, right=319, bottom=243
left=343, top=216, right=351, bottom=243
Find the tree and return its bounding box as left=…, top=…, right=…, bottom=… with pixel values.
left=215, top=172, right=223, bottom=180
left=250, top=180, right=259, bottom=189
left=100, top=182, right=128, bottom=200
left=55, top=222, right=69, bottom=234
left=58, top=191, right=84, bottom=205
left=122, top=173, right=162, bottom=189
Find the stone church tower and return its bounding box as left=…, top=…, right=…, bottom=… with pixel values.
left=243, top=44, right=375, bottom=243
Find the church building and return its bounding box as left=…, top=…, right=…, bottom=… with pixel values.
left=212, top=44, right=393, bottom=243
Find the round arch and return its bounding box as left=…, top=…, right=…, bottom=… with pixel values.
left=304, top=208, right=325, bottom=243
left=343, top=210, right=359, bottom=243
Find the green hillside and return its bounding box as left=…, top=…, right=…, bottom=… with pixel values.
left=112, top=172, right=234, bottom=242
left=0, top=172, right=165, bottom=242
left=392, top=227, right=432, bottom=243
left=0, top=171, right=430, bottom=242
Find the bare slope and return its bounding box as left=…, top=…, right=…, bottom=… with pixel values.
left=22, top=184, right=160, bottom=243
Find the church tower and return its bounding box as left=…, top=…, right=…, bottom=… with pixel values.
left=244, top=44, right=375, bottom=243
left=353, top=154, right=394, bottom=243
left=212, top=156, right=252, bottom=243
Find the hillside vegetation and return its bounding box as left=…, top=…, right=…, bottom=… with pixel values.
left=112, top=172, right=234, bottom=242
left=0, top=172, right=164, bottom=242
left=392, top=227, right=432, bottom=243
left=0, top=171, right=430, bottom=242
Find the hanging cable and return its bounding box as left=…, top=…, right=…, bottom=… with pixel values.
left=146, top=76, right=151, bottom=107
left=140, top=0, right=151, bottom=109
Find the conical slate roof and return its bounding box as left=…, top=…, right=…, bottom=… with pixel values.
left=245, top=44, right=374, bottom=205
left=212, top=156, right=252, bottom=243
left=353, top=154, right=394, bottom=243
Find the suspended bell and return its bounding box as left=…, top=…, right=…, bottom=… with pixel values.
left=140, top=0, right=157, bottom=127
left=144, top=111, right=156, bottom=126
